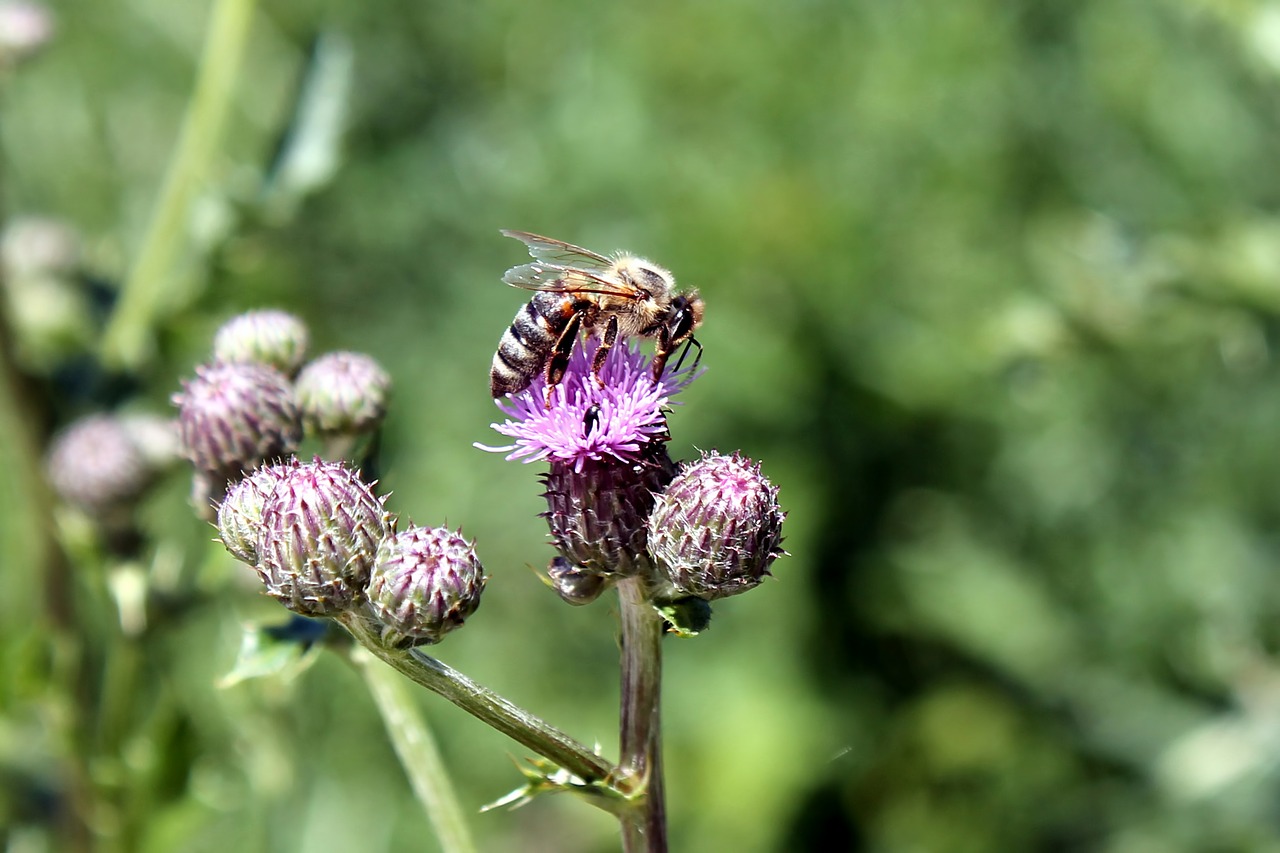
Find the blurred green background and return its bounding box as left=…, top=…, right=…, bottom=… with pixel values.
left=7, top=0, right=1280, bottom=850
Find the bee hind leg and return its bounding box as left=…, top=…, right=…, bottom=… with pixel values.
left=543, top=312, right=584, bottom=409
left=590, top=316, right=620, bottom=387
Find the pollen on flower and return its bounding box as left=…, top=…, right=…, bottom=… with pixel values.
left=477, top=338, right=701, bottom=470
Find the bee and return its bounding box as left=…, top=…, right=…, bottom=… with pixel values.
left=490, top=230, right=705, bottom=406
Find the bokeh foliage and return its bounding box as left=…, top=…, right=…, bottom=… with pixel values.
left=6, top=0, right=1280, bottom=850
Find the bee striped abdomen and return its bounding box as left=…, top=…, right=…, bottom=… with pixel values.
left=490, top=294, right=568, bottom=397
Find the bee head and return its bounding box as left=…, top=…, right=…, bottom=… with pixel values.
left=668, top=291, right=704, bottom=344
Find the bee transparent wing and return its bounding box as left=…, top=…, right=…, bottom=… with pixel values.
left=502, top=263, right=641, bottom=299
left=500, top=230, right=614, bottom=270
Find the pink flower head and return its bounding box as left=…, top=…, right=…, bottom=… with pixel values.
left=478, top=338, right=701, bottom=470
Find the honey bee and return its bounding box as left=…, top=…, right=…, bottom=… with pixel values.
left=490, top=230, right=704, bottom=406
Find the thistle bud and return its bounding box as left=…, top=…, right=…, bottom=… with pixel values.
left=216, top=463, right=289, bottom=566
left=173, top=362, right=302, bottom=485
left=212, top=309, right=309, bottom=377
left=647, top=451, right=786, bottom=601
left=257, top=458, right=392, bottom=616
left=367, top=525, right=486, bottom=647
left=295, top=351, right=391, bottom=437
left=46, top=414, right=149, bottom=515
left=118, top=413, right=181, bottom=471
left=541, top=446, right=677, bottom=580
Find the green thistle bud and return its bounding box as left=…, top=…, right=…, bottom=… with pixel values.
left=212, top=309, right=309, bottom=377
left=295, top=351, right=391, bottom=437
left=257, top=458, right=392, bottom=616
left=367, top=525, right=486, bottom=647
left=173, top=362, right=302, bottom=484
left=46, top=414, right=149, bottom=515
left=216, top=463, right=289, bottom=566
left=647, top=451, right=786, bottom=601
left=541, top=446, right=677, bottom=580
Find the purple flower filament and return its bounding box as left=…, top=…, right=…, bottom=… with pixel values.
left=479, top=337, right=701, bottom=471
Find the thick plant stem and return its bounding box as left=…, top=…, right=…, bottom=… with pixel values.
left=337, top=610, right=617, bottom=785
left=348, top=645, right=476, bottom=853
left=102, top=0, right=258, bottom=370
left=617, top=577, right=668, bottom=853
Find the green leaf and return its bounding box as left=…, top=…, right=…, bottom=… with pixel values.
left=218, top=618, right=326, bottom=687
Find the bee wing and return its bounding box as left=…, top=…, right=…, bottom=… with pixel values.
left=500, top=230, right=614, bottom=270
left=502, top=262, right=643, bottom=300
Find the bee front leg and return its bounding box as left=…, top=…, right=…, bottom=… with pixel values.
left=650, top=326, right=673, bottom=382
left=543, top=312, right=584, bottom=409
left=590, top=316, right=620, bottom=386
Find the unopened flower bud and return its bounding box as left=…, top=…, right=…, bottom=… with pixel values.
left=173, top=362, right=302, bottom=484
left=257, top=459, right=392, bottom=616
left=546, top=556, right=610, bottom=606
left=46, top=414, right=149, bottom=515
left=216, top=463, right=289, bottom=565
left=541, top=446, right=677, bottom=579
left=647, top=451, right=786, bottom=601
left=117, top=413, right=181, bottom=471
left=295, top=351, right=391, bottom=436
left=212, top=309, right=309, bottom=376
left=368, top=525, right=486, bottom=647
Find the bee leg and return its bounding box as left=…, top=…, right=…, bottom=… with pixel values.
left=590, top=316, right=620, bottom=386
left=651, top=327, right=673, bottom=382
left=543, top=311, right=584, bottom=408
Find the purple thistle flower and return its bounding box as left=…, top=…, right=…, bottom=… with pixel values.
left=478, top=337, right=701, bottom=471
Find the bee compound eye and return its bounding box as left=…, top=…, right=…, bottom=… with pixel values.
left=670, top=305, right=695, bottom=341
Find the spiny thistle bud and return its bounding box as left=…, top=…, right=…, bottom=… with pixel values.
left=541, top=447, right=677, bottom=580
left=647, top=451, right=786, bottom=601
left=173, top=362, right=302, bottom=483
left=295, top=351, right=391, bottom=437
left=212, top=309, right=309, bottom=377
left=367, top=525, right=486, bottom=647
left=257, top=459, right=392, bottom=616
left=546, top=556, right=610, bottom=606
left=46, top=414, right=150, bottom=515
left=216, top=463, right=290, bottom=566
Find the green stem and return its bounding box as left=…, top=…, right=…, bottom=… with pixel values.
left=347, top=645, right=477, bottom=853
left=0, top=287, right=93, bottom=852
left=616, top=577, right=667, bottom=853
left=101, top=0, right=258, bottom=370
left=336, top=611, right=618, bottom=785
